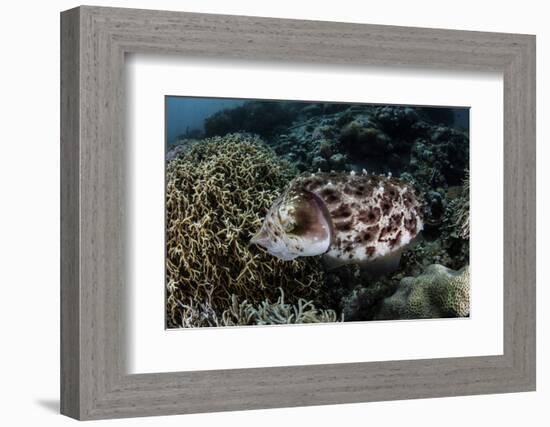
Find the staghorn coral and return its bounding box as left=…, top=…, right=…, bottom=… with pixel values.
left=166, top=133, right=325, bottom=328
left=375, top=264, right=470, bottom=319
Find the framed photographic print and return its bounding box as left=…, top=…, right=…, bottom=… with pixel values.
left=61, top=5, right=536, bottom=420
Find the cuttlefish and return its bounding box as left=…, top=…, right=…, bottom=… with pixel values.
left=251, top=171, right=424, bottom=272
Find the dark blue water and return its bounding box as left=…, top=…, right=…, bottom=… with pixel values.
left=165, top=97, right=244, bottom=145
left=453, top=108, right=469, bottom=129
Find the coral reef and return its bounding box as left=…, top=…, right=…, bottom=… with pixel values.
left=399, top=239, right=456, bottom=276
left=375, top=264, right=470, bottom=319
left=269, top=104, right=469, bottom=194
left=372, top=106, right=420, bottom=137
left=444, top=170, right=470, bottom=240
left=339, top=118, right=391, bottom=158
left=428, top=170, right=471, bottom=269
left=207, top=102, right=469, bottom=193
left=408, top=126, right=469, bottom=191
left=341, top=278, right=397, bottom=321
left=397, top=171, right=469, bottom=275
left=175, top=289, right=339, bottom=328
left=166, top=133, right=325, bottom=327
left=175, top=290, right=222, bottom=328
left=165, top=99, right=471, bottom=328
left=222, top=289, right=340, bottom=326
left=166, top=139, right=200, bottom=162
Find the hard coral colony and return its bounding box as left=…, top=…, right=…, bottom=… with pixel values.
left=166, top=100, right=470, bottom=328
left=165, top=133, right=325, bottom=328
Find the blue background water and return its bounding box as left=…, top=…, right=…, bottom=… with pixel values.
left=166, top=97, right=244, bottom=145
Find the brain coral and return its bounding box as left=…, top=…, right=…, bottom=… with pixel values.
left=375, top=264, right=470, bottom=319
left=166, top=133, right=325, bottom=328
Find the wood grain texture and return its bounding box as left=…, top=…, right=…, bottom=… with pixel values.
left=60, top=7, right=80, bottom=419
left=60, top=5, right=536, bottom=420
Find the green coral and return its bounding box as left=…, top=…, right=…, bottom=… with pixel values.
left=375, top=264, right=470, bottom=319
left=166, top=133, right=325, bottom=328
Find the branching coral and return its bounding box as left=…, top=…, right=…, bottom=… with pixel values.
left=222, top=289, right=340, bottom=326
left=166, top=133, right=325, bottom=328
left=375, top=264, right=470, bottom=319
left=426, top=170, right=470, bottom=269
left=445, top=170, right=470, bottom=239
left=173, top=289, right=339, bottom=328
left=176, top=293, right=222, bottom=328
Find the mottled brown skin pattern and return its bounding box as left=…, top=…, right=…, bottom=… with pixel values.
left=293, top=171, right=424, bottom=264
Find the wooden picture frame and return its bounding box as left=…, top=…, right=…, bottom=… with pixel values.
left=60, top=5, right=536, bottom=420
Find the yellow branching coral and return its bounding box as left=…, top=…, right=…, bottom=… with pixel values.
left=166, top=133, right=325, bottom=328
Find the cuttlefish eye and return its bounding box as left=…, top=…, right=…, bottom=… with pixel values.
left=277, top=205, right=296, bottom=233
left=279, top=216, right=295, bottom=233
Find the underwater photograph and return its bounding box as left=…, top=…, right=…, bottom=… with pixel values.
left=165, top=96, right=470, bottom=329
